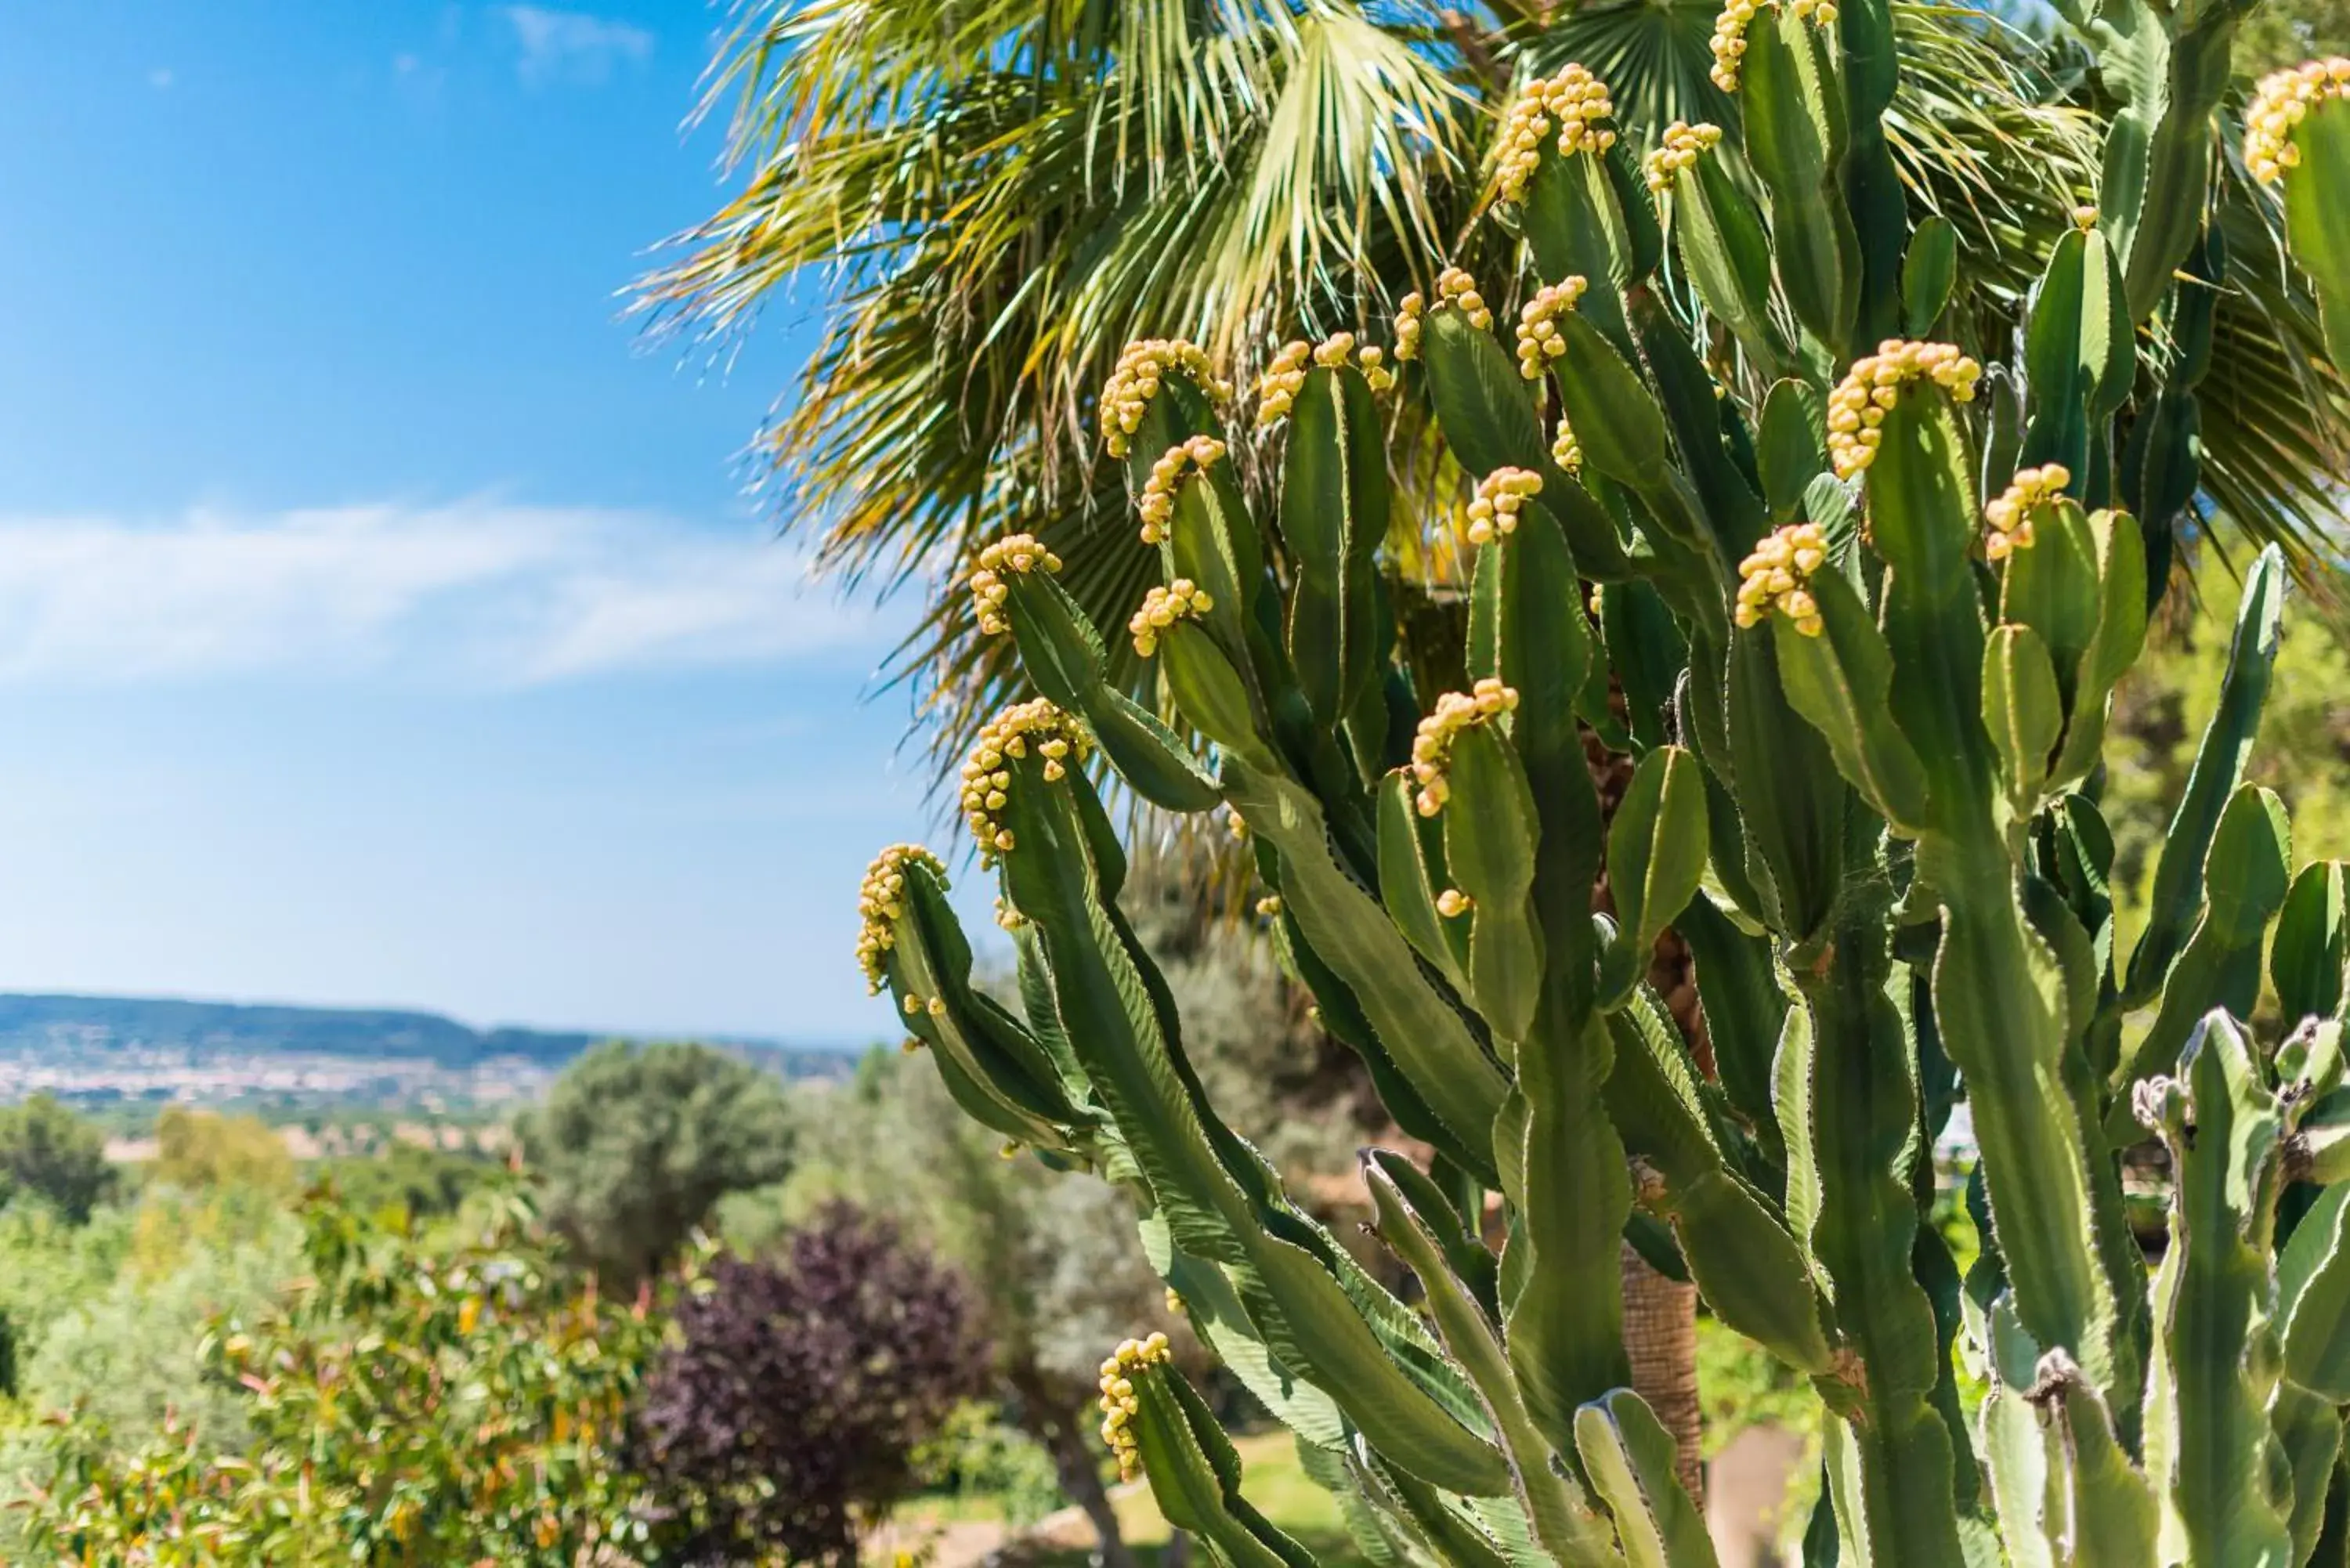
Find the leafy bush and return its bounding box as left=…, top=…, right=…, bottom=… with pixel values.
left=0, top=1096, right=112, bottom=1224
left=520, top=1039, right=794, bottom=1284
left=11, top=1187, right=668, bottom=1565
left=627, top=1203, right=983, bottom=1566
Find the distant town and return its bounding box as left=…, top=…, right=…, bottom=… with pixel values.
left=0, top=992, right=856, bottom=1136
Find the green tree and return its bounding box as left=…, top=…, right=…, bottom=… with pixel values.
left=519, top=1040, right=794, bottom=1284
left=13, top=1187, right=671, bottom=1566
left=152, top=1106, right=295, bottom=1196
left=0, top=1094, right=112, bottom=1223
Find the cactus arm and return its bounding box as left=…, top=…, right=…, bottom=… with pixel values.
left=1605, top=988, right=1835, bottom=1370
left=2142, top=1011, right=2297, bottom=1566
left=2272, top=1382, right=2344, bottom=1567
left=1854, top=378, right=2120, bottom=1400
left=1375, top=771, right=1472, bottom=994
left=1835, top=0, right=1906, bottom=345
left=1367, top=1160, right=1625, bottom=1567
left=1597, top=582, right=1686, bottom=753
left=1357, top=1454, right=1528, bottom=1568
left=2279, top=95, right=2350, bottom=372
left=1224, top=760, right=1509, bottom=1174
left=873, top=861, right=1089, bottom=1153
left=1596, top=746, right=1709, bottom=1009
left=1676, top=892, right=1791, bottom=1169
left=1139, top=1214, right=1350, bottom=1451
left=1772, top=568, right=1935, bottom=835
left=1624, top=287, right=1772, bottom=560
left=1522, top=140, right=1642, bottom=356
left=997, top=757, right=1511, bottom=1494
left=1443, top=725, right=1549, bottom=1042
left=1741, top=9, right=1860, bottom=356
left=1787, top=906, right=1969, bottom=1568
left=1418, top=305, right=1636, bottom=582
left=1573, top=1389, right=1719, bottom=1568
left=1269, top=903, right=1495, bottom=1182
left=2047, top=1359, right=2164, bottom=1568
left=1126, top=1359, right=1318, bottom=1568
left=1470, top=493, right=1606, bottom=1035
left=1726, top=626, right=1848, bottom=943
left=1758, top=380, right=1828, bottom=523
left=1983, top=624, right=2066, bottom=812
left=1551, top=312, right=1672, bottom=500
left=2124, top=780, right=2284, bottom=1104
left=2281, top=1184, right=2350, bottom=1402
left=996, top=567, right=1227, bottom=811
left=2018, top=227, right=2135, bottom=489
left=1978, top=1302, right=2062, bottom=1568
left=1368, top=1149, right=1501, bottom=1322
left=1505, top=1010, right=1637, bottom=1453
left=1666, top=147, right=1796, bottom=378
left=1277, top=363, right=1387, bottom=732
left=1902, top=217, right=1959, bottom=338
left=2096, top=1, right=2246, bottom=327
left=2118, top=542, right=2286, bottom=1010
left=2110, top=784, right=2294, bottom=1102
left=2273, top=862, right=2350, bottom=1024
left=2041, top=509, right=2149, bottom=793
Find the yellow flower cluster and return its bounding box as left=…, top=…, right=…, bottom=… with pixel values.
left=1409, top=678, right=1520, bottom=817
left=855, top=844, right=945, bottom=992
left=961, top=700, right=1090, bottom=862
left=1466, top=468, right=1543, bottom=545
left=1553, top=414, right=1584, bottom=475
left=1495, top=66, right=1619, bottom=204
left=1256, top=334, right=1394, bottom=425
left=968, top=533, right=1063, bottom=637
left=1098, top=1333, right=1173, bottom=1482
left=1825, top=338, right=1983, bottom=479
left=1734, top=521, right=1829, bottom=637
left=1515, top=277, right=1589, bottom=380
left=1710, top=0, right=1836, bottom=92
left=1137, top=435, right=1227, bottom=545
left=1099, top=340, right=1232, bottom=458
left=1255, top=894, right=1283, bottom=917
left=1395, top=268, right=1494, bottom=362
left=1128, top=578, right=1215, bottom=656
left=1983, top=463, right=2069, bottom=562
left=2246, top=57, right=2350, bottom=182
left=1435, top=888, right=1473, bottom=917
left=1644, top=121, right=1723, bottom=193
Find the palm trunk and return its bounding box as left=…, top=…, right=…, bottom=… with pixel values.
left=1622, top=1240, right=1704, bottom=1504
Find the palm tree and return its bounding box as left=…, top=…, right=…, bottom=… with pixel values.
left=635, top=0, right=2349, bottom=1487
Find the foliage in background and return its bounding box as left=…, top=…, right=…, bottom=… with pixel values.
left=314, top=1140, right=497, bottom=1223
left=13, top=1187, right=670, bottom=1566
left=519, top=1039, right=794, bottom=1285
left=0, top=1095, right=112, bottom=1225
left=153, top=1106, right=295, bottom=1197
left=627, top=1205, right=983, bottom=1567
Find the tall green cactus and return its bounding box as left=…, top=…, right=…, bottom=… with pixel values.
left=856, top=23, right=2350, bottom=1567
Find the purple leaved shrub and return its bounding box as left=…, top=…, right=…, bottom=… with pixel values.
left=629, top=1201, right=985, bottom=1565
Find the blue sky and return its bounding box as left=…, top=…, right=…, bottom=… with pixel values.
left=0, top=4, right=955, bottom=1045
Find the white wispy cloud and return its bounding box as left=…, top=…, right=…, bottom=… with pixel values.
left=0, top=503, right=880, bottom=685
left=503, top=5, right=653, bottom=84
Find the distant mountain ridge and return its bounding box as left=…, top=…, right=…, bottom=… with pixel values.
left=0, top=992, right=851, bottom=1076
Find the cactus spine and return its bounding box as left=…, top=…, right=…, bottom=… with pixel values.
left=858, top=15, right=2350, bottom=1564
